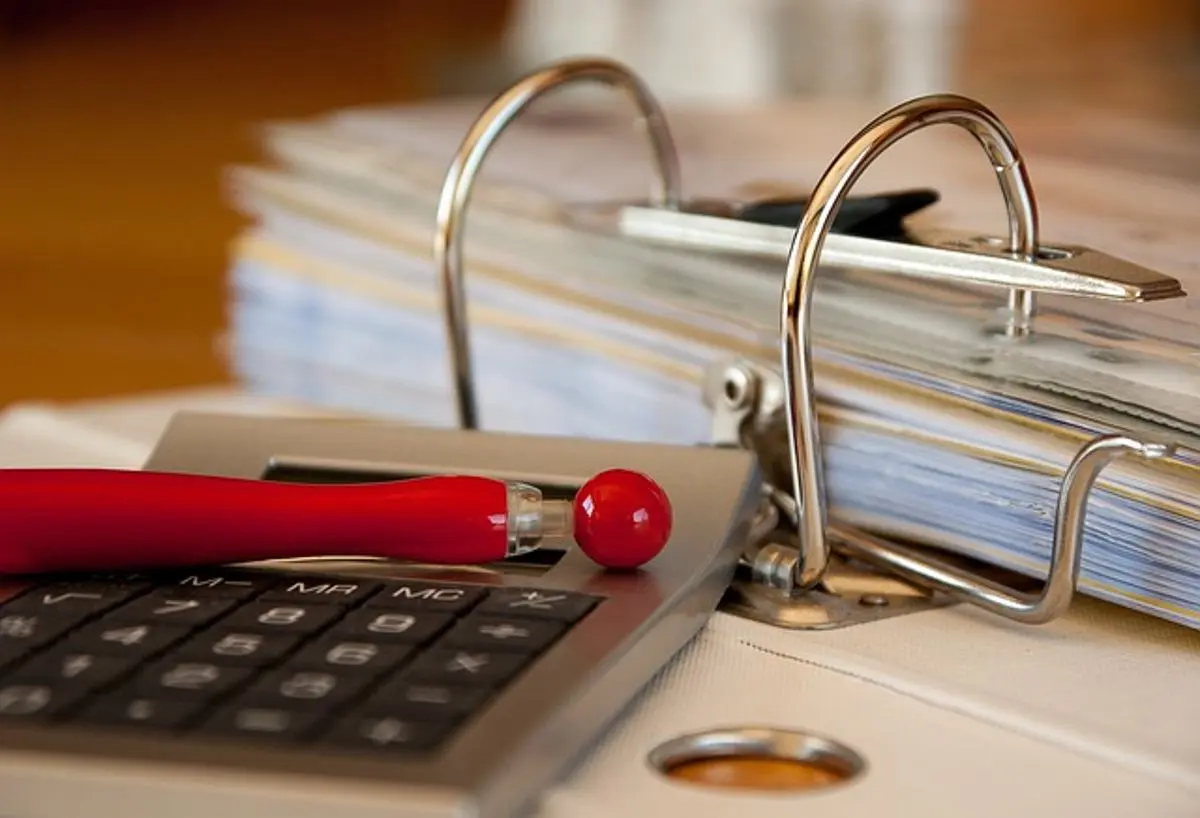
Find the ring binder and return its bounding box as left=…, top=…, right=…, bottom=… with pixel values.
left=432, top=56, right=1192, bottom=627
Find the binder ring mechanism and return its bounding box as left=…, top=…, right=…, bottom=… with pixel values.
left=774, top=95, right=1176, bottom=625
left=433, top=57, right=1187, bottom=627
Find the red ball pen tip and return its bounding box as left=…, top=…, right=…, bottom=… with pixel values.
left=572, top=469, right=672, bottom=569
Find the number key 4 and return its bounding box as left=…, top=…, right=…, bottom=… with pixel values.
left=64, top=622, right=191, bottom=659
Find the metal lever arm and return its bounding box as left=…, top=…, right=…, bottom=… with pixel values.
left=828, top=435, right=1172, bottom=624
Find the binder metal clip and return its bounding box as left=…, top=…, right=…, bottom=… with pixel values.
left=432, top=57, right=1187, bottom=629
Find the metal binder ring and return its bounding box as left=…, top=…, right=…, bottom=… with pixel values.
left=781, top=93, right=1173, bottom=622
left=434, top=57, right=682, bottom=429
left=782, top=94, right=1038, bottom=590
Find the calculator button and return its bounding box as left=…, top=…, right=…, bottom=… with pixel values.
left=331, top=610, right=453, bottom=645
left=290, top=638, right=414, bottom=674
left=0, top=613, right=77, bottom=652
left=66, top=622, right=191, bottom=658
left=175, top=630, right=301, bottom=667
left=1, top=585, right=140, bottom=619
left=198, top=705, right=324, bottom=742
left=259, top=578, right=381, bottom=606
left=442, top=615, right=565, bottom=654
left=0, top=613, right=85, bottom=653
left=222, top=603, right=344, bottom=636
left=365, top=680, right=491, bottom=720
left=76, top=695, right=205, bottom=730
left=0, top=683, right=84, bottom=720
left=240, top=668, right=374, bottom=710
left=475, top=588, right=598, bottom=622
left=8, top=651, right=138, bottom=690
left=404, top=649, right=529, bottom=687
left=319, top=715, right=453, bottom=753
left=134, top=661, right=253, bottom=699
left=164, top=572, right=277, bottom=600
left=364, top=581, right=487, bottom=615
left=106, top=592, right=238, bottom=628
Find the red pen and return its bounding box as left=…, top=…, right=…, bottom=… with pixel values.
left=0, top=467, right=673, bottom=575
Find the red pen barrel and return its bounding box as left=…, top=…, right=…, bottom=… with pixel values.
left=0, top=469, right=512, bottom=574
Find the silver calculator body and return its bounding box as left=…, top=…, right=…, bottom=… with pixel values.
left=0, top=412, right=761, bottom=818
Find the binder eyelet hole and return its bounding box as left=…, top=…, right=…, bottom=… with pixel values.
left=648, top=727, right=865, bottom=792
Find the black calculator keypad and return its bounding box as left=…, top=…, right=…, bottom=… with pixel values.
left=0, top=569, right=601, bottom=755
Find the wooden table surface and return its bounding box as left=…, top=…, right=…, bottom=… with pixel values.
left=0, top=1, right=507, bottom=407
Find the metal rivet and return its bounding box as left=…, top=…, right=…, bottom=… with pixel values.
left=858, top=593, right=889, bottom=607
left=723, top=366, right=753, bottom=408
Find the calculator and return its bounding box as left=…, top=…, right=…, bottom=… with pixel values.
left=0, top=412, right=761, bottom=818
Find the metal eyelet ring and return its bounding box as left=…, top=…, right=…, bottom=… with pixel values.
left=779, top=93, right=1174, bottom=623
left=433, top=57, right=682, bottom=430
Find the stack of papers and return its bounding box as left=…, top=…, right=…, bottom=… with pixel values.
left=221, top=92, right=1200, bottom=629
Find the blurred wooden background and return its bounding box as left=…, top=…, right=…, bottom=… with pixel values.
left=0, top=0, right=1196, bottom=408
left=0, top=0, right=511, bottom=405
